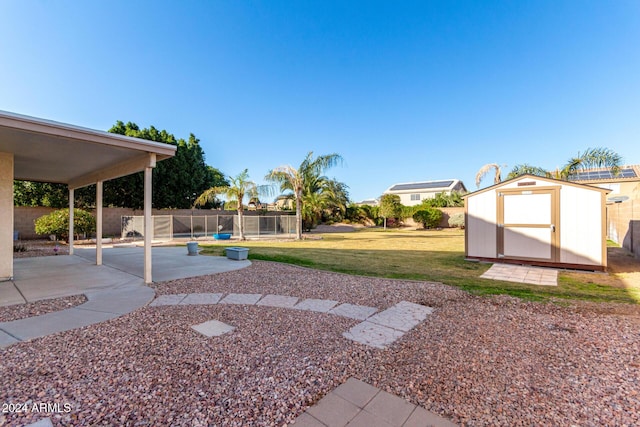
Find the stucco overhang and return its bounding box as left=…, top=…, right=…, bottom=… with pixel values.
left=0, top=110, right=176, bottom=189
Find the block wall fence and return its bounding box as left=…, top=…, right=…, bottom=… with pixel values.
left=13, top=207, right=293, bottom=240
left=607, top=198, right=640, bottom=259
left=13, top=206, right=467, bottom=240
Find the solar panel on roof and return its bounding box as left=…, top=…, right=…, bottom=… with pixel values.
left=389, top=180, right=454, bottom=191
left=570, top=168, right=636, bottom=181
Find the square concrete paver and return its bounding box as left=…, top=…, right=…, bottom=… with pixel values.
left=219, top=293, right=262, bottom=305
left=294, top=298, right=339, bottom=313
left=179, top=293, right=223, bottom=305
left=367, top=301, right=433, bottom=332
left=256, top=294, right=299, bottom=308
left=365, top=390, right=415, bottom=425
left=343, top=321, right=405, bottom=349
left=306, top=393, right=361, bottom=426
left=293, top=378, right=457, bottom=427
left=150, top=294, right=188, bottom=306
left=333, top=377, right=379, bottom=408
left=329, top=303, right=378, bottom=320
left=191, top=319, right=235, bottom=337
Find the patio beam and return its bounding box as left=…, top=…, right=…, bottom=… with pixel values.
left=68, top=153, right=157, bottom=190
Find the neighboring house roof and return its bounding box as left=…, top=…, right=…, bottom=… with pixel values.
left=384, top=179, right=466, bottom=194
left=567, top=165, right=640, bottom=183
left=355, top=199, right=379, bottom=206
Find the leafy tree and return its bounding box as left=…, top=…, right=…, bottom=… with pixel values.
left=106, top=122, right=228, bottom=209
left=265, top=152, right=344, bottom=240
left=413, top=208, right=443, bottom=229
left=34, top=208, right=96, bottom=241
left=194, top=169, right=258, bottom=240
left=379, top=194, right=403, bottom=227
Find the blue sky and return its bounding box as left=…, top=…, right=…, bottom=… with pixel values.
left=1, top=1, right=639, bottom=202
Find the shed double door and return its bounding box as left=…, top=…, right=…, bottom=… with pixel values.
left=497, top=187, right=559, bottom=262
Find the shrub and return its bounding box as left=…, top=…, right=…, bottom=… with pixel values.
left=412, top=208, right=443, bottom=229
left=448, top=212, right=465, bottom=229
left=34, top=208, right=96, bottom=241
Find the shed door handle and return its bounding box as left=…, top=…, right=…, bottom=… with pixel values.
left=550, top=224, right=555, bottom=232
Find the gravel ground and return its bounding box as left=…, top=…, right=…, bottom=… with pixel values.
left=0, top=295, right=88, bottom=322
left=13, top=240, right=70, bottom=258
left=1, top=261, right=639, bottom=426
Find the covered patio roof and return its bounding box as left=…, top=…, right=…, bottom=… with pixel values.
left=0, top=110, right=175, bottom=189
left=0, top=110, right=177, bottom=283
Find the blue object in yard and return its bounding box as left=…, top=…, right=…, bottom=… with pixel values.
left=225, top=247, right=249, bottom=260
left=13, top=231, right=19, bottom=241
left=187, top=241, right=199, bottom=256
left=214, top=233, right=232, bottom=240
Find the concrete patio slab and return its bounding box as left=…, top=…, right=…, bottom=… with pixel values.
left=0, top=306, right=117, bottom=341
left=0, top=329, right=19, bottom=347
left=80, top=286, right=155, bottom=315
left=74, top=246, right=250, bottom=282
left=0, top=280, right=26, bottom=305
left=293, top=378, right=457, bottom=427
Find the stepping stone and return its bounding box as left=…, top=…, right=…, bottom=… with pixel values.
left=256, top=294, right=299, bottom=308
left=192, top=320, right=235, bottom=337
left=342, top=321, right=404, bottom=349
left=219, top=293, right=262, bottom=305
left=24, top=419, right=54, bottom=427
left=328, top=303, right=378, bottom=320
left=366, top=301, right=433, bottom=332
left=179, top=293, right=223, bottom=305
left=150, top=294, right=187, bottom=306
left=293, top=298, right=339, bottom=313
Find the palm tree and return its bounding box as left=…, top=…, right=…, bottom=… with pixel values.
left=194, top=169, right=257, bottom=240
left=475, top=163, right=503, bottom=188
left=506, top=147, right=622, bottom=182
left=560, top=147, right=622, bottom=179
left=506, top=164, right=550, bottom=180
left=265, top=152, right=343, bottom=240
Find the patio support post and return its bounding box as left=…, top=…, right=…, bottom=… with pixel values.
left=96, top=180, right=103, bottom=266
left=68, top=188, right=74, bottom=255
left=0, top=152, right=14, bottom=281
left=144, top=153, right=156, bottom=284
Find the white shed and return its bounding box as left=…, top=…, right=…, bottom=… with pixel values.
left=463, top=174, right=609, bottom=271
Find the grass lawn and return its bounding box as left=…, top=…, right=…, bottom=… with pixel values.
left=200, top=227, right=640, bottom=304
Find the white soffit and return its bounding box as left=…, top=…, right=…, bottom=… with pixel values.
left=0, top=110, right=176, bottom=189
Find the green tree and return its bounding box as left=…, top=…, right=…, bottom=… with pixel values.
left=379, top=194, right=403, bottom=228
left=265, top=152, right=344, bottom=240
left=194, top=169, right=258, bottom=240
left=34, top=208, right=96, bottom=241
left=413, top=208, right=443, bottom=229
